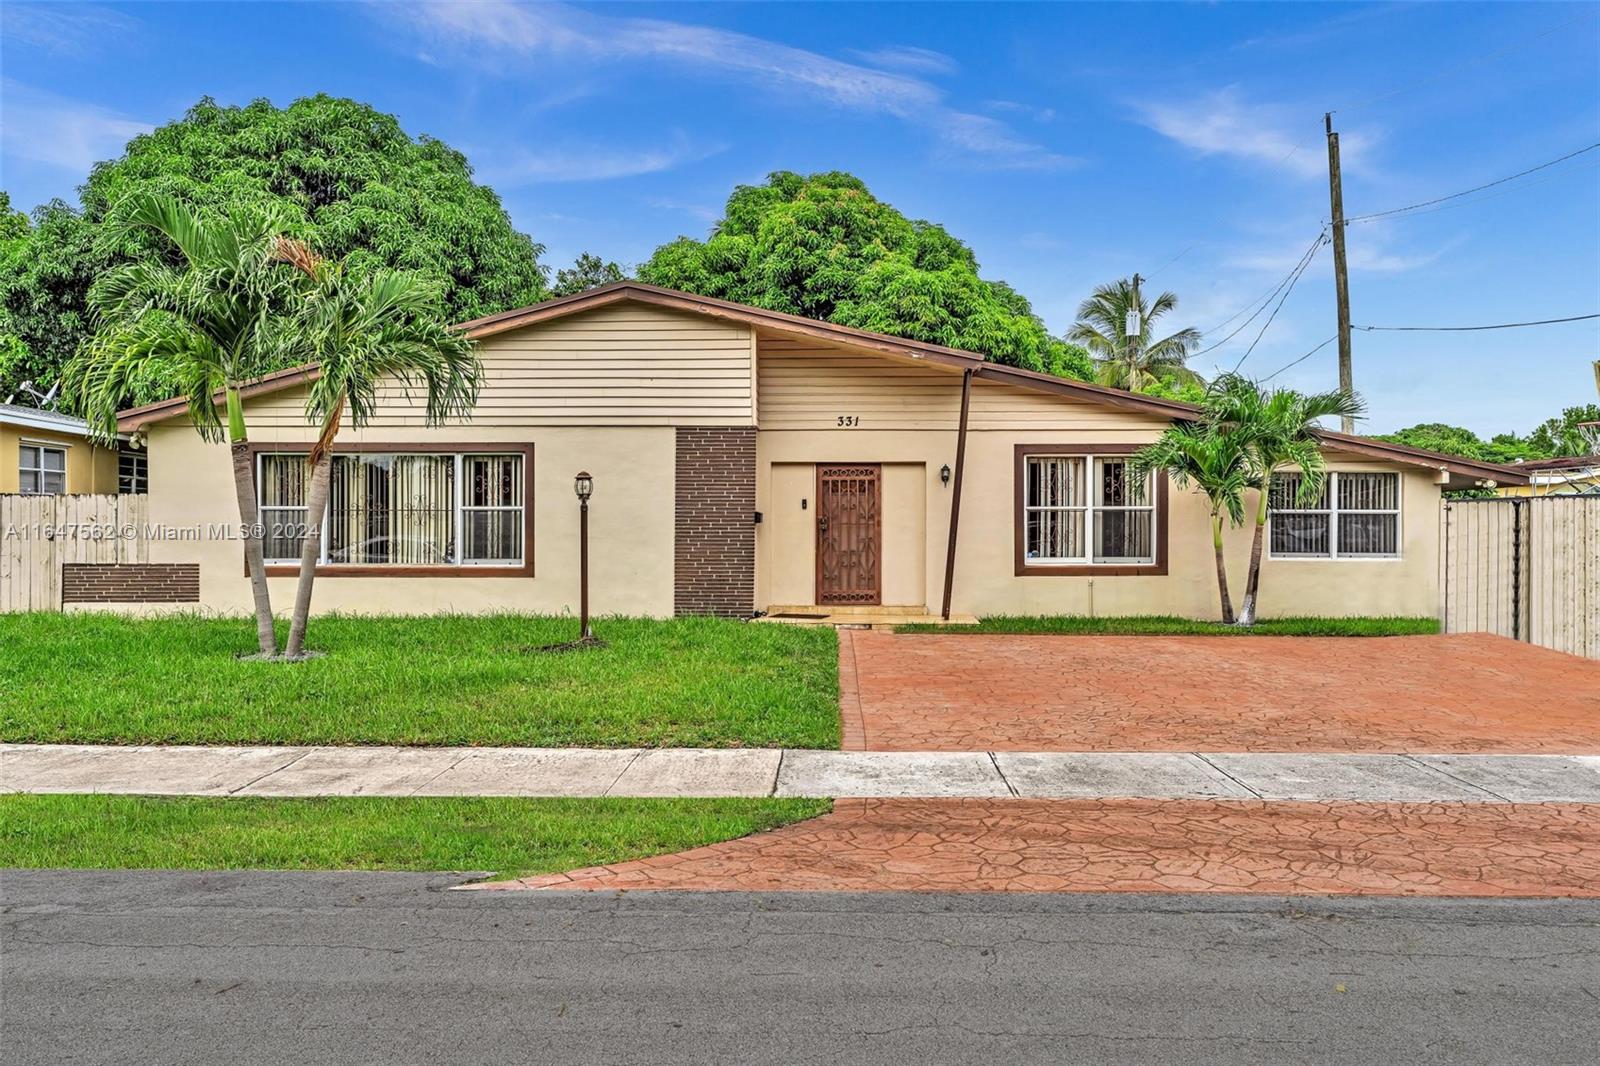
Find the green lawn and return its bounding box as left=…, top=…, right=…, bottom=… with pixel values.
left=0, top=794, right=830, bottom=879
left=0, top=613, right=839, bottom=748
left=898, top=615, right=1440, bottom=636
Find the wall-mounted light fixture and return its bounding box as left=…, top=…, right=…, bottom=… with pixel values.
left=940, top=464, right=952, bottom=487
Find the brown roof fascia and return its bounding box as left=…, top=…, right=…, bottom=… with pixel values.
left=1312, top=429, right=1530, bottom=485
left=116, top=364, right=320, bottom=433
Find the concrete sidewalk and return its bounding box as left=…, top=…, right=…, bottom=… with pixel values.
left=5, top=743, right=1600, bottom=803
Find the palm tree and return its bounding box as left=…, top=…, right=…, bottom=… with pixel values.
left=279, top=252, right=481, bottom=659
left=1130, top=424, right=1251, bottom=623
left=70, top=194, right=309, bottom=657
left=1204, top=373, right=1366, bottom=626
left=1068, top=278, right=1202, bottom=393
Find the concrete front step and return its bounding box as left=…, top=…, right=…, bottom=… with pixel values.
left=5, top=744, right=1600, bottom=803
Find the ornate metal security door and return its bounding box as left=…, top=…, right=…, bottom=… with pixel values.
left=816, top=464, right=881, bottom=605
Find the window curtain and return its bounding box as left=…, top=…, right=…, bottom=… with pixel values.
left=327, top=454, right=454, bottom=565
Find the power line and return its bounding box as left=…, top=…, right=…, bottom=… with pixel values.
left=1231, top=236, right=1327, bottom=372
left=1262, top=335, right=1339, bottom=382
left=1355, top=314, right=1599, bottom=332
left=1341, top=142, right=1600, bottom=225
left=1193, top=231, right=1328, bottom=358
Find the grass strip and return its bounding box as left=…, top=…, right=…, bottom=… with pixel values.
left=0, top=794, right=831, bottom=880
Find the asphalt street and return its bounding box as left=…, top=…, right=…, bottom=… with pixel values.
left=3, top=869, right=1598, bottom=1065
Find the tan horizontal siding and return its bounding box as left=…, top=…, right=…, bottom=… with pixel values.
left=245, top=303, right=755, bottom=428
left=757, top=337, right=1174, bottom=433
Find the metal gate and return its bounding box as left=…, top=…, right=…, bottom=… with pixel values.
left=1440, top=496, right=1599, bottom=658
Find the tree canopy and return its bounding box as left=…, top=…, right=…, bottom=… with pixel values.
left=1377, top=405, right=1599, bottom=464
left=639, top=170, right=1093, bottom=380
left=0, top=95, right=546, bottom=406
left=551, top=252, right=630, bottom=297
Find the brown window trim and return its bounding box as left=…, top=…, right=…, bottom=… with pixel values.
left=1013, top=442, right=1168, bottom=577
left=244, top=442, right=534, bottom=578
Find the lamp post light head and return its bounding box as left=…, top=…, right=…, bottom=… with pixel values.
left=574, top=471, right=594, bottom=501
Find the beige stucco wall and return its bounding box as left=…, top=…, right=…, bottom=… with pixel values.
left=140, top=419, right=677, bottom=617
left=762, top=459, right=927, bottom=607
left=0, top=424, right=119, bottom=494
left=121, top=301, right=1444, bottom=622
left=754, top=367, right=1443, bottom=620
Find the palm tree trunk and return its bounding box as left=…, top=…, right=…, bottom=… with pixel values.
left=1236, top=475, right=1271, bottom=627
left=282, top=451, right=332, bottom=659
left=1211, top=512, right=1235, bottom=624
left=284, top=398, right=344, bottom=660
left=230, top=440, right=278, bottom=656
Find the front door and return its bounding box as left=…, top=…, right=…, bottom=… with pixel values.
left=816, top=464, right=881, bottom=605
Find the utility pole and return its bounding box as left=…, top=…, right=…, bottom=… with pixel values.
left=1325, top=112, right=1354, bottom=431
left=1127, top=273, right=1143, bottom=383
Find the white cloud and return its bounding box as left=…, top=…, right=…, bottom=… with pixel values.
left=648, top=197, right=720, bottom=223
left=387, top=1, right=1074, bottom=170
left=1134, top=86, right=1373, bottom=178
left=481, top=134, right=724, bottom=183
left=0, top=3, right=140, bottom=55
left=1226, top=224, right=1447, bottom=276
left=0, top=81, right=151, bottom=172
left=848, top=45, right=959, bottom=76
left=986, top=99, right=1057, bottom=123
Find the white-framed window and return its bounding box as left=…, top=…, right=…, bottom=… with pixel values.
left=18, top=442, right=67, bottom=495
left=1269, top=471, right=1401, bottom=559
left=1023, top=453, right=1156, bottom=565
left=118, top=451, right=148, bottom=494
left=257, top=450, right=527, bottom=568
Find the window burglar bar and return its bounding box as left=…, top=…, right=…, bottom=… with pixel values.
left=1269, top=471, right=1401, bottom=559
left=1024, top=455, right=1155, bottom=565
left=257, top=452, right=524, bottom=567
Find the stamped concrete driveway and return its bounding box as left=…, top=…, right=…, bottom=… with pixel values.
left=840, top=632, right=1600, bottom=753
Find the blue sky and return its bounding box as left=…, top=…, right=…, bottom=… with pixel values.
left=2, top=1, right=1597, bottom=435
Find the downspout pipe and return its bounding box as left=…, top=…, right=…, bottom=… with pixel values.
left=941, top=368, right=974, bottom=620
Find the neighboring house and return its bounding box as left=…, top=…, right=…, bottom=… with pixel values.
left=1, top=404, right=146, bottom=495
left=1499, top=456, right=1600, bottom=496
left=107, top=282, right=1526, bottom=618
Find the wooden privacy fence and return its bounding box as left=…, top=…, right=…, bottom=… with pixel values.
left=1440, top=496, right=1600, bottom=659
left=1, top=494, right=149, bottom=612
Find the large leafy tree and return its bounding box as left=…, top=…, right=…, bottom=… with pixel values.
left=640, top=171, right=1092, bottom=379
left=69, top=194, right=314, bottom=657
left=2, top=95, right=545, bottom=405
left=1068, top=278, right=1201, bottom=392
left=551, top=252, right=630, bottom=297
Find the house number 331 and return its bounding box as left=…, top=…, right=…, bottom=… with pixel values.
left=836, top=415, right=861, bottom=427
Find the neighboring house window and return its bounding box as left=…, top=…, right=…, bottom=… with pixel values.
left=257, top=450, right=529, bottom=570
left=1018, top=449, right=1161, bottom=571
left=18, top=443, right=67, bottom=495
left=118, top=451, right=148, bottom=494
left=1269, top=471, right=1401, bottom=559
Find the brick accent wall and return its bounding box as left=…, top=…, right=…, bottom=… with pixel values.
left=61, top=563, right=200, bottom=604
left=674, top=427, right=756, bottom=617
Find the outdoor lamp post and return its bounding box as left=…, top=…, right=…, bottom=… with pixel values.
left=574, top=472, right=594, bottom=641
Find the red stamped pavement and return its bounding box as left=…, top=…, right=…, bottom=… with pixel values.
left=840, top=631, right=1600, bottom=753
left=486, top=798, right=1600, bottom=898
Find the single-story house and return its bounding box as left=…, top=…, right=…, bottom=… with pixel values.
left=102, top=282, right=1525, bottom=618
left=1, top=403, right=145, bottom=495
